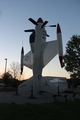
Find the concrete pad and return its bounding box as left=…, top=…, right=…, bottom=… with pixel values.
left=0, top=92, right=80, bottom=104
left=0, top=92, right=54, bottom=104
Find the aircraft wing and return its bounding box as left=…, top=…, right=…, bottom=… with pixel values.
left=23, top=51, right=33, bottom=69
left=42, top=40, right=58, bottom=67
left=23, top=40, right=58, bottom=69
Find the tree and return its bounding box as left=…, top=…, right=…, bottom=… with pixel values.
left=2, top=72, right=13, bottom=86
left=64, top=35, right=80, bottom=79
left=9, top=62, right=20, bottom=79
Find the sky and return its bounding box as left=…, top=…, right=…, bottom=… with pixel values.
left=0, top=0, right=80, bottom=79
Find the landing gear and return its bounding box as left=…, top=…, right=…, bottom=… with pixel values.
left=29, top=75, right=41, bottom=99
left=28, top=86, right=37, bottom=99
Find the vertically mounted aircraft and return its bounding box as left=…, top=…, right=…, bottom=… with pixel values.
left=18, top=17, right=66, bottom=97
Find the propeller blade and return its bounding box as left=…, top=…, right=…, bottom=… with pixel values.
left=24, top=29, right=34, bottom=32
left=46, top=34, right=50, bottom=37
left=29, top=18, right=37, bottom=25
left=41, top=21, right=48, bottom=28
left=46, top=25, right=56, bottom=27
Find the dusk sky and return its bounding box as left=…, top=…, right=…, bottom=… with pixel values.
left=0, top=0, right=80, bottom=79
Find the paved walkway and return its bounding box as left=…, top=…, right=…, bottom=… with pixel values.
left=0, top=92, right=80, bottom=104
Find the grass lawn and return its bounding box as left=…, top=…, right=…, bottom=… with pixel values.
left=0, top=100, right=80, bottom=120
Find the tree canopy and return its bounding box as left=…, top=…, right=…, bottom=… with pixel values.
left=9, top=62, right=20, bottom=79
left=2, top=72, right=13, bottom=86
left=64, top=35, right=80, bottom=79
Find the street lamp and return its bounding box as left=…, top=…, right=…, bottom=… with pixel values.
left=5, top=58, right=7, bottom=73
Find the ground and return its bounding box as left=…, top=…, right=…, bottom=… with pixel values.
left=0, top=90, right=80, bottom=104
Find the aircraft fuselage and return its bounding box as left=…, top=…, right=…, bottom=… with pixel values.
left=32, top=23, right=46, bottom=79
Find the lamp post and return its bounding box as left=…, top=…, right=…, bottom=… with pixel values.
left=5, top=58, right=7, bottom=73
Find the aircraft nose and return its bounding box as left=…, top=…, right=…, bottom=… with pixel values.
left=37, top=18, right=43, bottom=23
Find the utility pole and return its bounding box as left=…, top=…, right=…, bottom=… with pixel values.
left=5, top=58, right=7, bottom=73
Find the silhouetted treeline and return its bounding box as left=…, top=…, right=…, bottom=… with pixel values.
left=0, top=78, right=21, bottom=87
left=67, top=78, right=80, bottom=88
left=0, top=72, right=23, bottom=87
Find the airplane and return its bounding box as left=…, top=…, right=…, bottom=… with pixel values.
left=18, top=17, right=66, bottom=98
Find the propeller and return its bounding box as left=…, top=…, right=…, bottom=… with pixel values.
left=28, top=18, right=37, bottom=25
left=46, top=34, right=50, bottom=37
left=46, top=25, right=56, bottom=27
left=25, top=18, right=56, bottom=37
left=24, top=18, right=37, bottom=32
left=41, top=21, right=48, bottom=28
left=24, top=29, right=34, bottom=32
